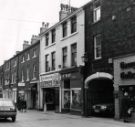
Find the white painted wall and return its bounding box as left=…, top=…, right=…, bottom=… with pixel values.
left=40, top=9, right=85, bottom=75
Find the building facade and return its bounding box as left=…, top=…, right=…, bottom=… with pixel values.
left=0, top=65, right=4, bottom=97
left=83, top=0, right=135, bottom=120
left=18, top=38, right=40, bottom=109
left=39, top=4, right=85, bottom=114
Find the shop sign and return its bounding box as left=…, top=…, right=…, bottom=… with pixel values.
left=18, top=82, right=25, bottom=86
left=40, top=73, right=60, bottom=88
left=114, top=55, right=135, bottom=86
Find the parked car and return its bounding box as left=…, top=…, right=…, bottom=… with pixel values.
left=92, top=103, right=114, bottom=116
left=0, top=98, right=17, bottom=122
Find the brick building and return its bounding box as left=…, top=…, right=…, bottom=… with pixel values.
left=83, top=0, right=135, bottom=120
left=18, top=37, right=40, bottom=109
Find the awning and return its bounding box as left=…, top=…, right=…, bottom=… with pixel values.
left=85, top=72, right=113, bottom=89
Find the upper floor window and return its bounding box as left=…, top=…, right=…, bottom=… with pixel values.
left=21, top=70, right=24, bottom=82
left=93, top=1, right=101, bottom=23
left=21, top=56, right=25, bottom=63
left=45, top=33, right=49, bottom=46
left=33, top=65, right=36, bottom=79
left=26, top=68, right=29, bottom=81
left=71, top=16, right=77, bottom=34
left=27, top=53, right=30, bottom=60
left=33, top=49, right=37, bottom=58
left=71, top=43, right=77, bottom=66
left=14, top=60, right=17, bottom=67
left=52, top=29, right=56, bottom=43
left=62, top=22, right=67, bottom=38
left=94, top=34, right=102, bottom=59
left=45, top=54, right=50, bottom=72
left=62, top=47, right=67, bottom=68
left=51, top=52, right=56, bottom=71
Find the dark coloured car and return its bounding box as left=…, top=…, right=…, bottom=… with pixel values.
left=0, top=99, right=17, bottom=122
left=92, top=103, right=114, bottom=116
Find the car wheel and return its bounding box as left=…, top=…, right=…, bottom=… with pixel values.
left=12, top=116, right=16, bottom=122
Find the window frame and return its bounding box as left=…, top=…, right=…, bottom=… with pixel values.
left=71, top=16, right=77, bottom=34
left=71, top=43, right=77, bottom=66
left=62, top=22, right=67, bottom=38
left=51, top=52, right=56, bottom=71
left=45, top=33, right=49, bottom=46
left=45, top=54, right=50, bottom=72
left=51, top=29, right=56, bottom=43
left=94, top=34, right=102, bottom=60
left=93, top=6, right=101, bottom=23
left=62, top=47, right=68, bottom=68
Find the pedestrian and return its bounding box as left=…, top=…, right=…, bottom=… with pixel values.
left=22, top=99, right=27, bottom=112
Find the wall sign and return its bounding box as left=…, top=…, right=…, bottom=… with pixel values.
left=40, top=73, right=60, bottom=88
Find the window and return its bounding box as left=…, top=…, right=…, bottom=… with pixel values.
left=94, top=34, right=102, bottom=59
left=71, top=16, right=77, bottom=34
left=71, top=88, right=82, bottom=111
left=52, top=29, right=56, bottom=43
left=21, top=70, right=24, bottom=82
left=27, top=53, right=30, bottom=60
left=93, top=1, right=101, bottom=22
left=62, top=47, right=67, bottom=68
left=33, top=49, right=37, bottom=58
left=26, top=68, right=29, bottom=81
left=21, top=56, right=25, bottom=63
left=62, top=22, right=67, bottom=37
left=45, top=54, right=50, bottom=72
left=45, top=33, right=49, bottom=46
left=71, top=43, right=77, bottom=66
left=33, top=65, right=36, bottom=79
left=51, top=52, right=56, bottom=71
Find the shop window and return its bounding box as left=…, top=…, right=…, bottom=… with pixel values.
left=62, top=79, right=70, bottom=109
left=71, top=88, right=82, bottom=111
left=63, top=90, right=70, bottom=109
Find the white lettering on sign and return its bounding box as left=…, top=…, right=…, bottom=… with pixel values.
left=40, top=73, right=60, bottom=88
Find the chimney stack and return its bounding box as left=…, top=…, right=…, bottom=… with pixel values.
left=59, top=4, right=78, bottom=21
left=23, top=41, right=30, bottom=50
left=40, top=22, right=49, bottom=33
left=31, top=35, right=40, bottom=45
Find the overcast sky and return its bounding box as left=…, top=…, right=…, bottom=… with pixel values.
left=0, top=0, right=90, bottom=65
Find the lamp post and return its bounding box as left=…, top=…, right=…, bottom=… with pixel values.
left=81, top=52, right=88, bottom=116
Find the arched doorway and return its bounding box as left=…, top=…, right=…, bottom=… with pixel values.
left=84, top=72, right=114, bottom=117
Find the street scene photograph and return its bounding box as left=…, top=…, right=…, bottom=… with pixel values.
left=0, top=0, right=135, bottom=126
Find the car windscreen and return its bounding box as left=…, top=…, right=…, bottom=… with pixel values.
left=0, top=100, right=14, bottom=107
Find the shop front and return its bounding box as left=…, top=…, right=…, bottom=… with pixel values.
left=114, top=54, right=135, bottom=120
left=60, top=67, right=82, bottom=114
left=39, top=73, right=61, bottom=112
left=25, top=82, right=38, bottom=109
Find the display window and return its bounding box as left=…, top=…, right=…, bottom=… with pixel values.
left=63, top=90, right=70, bottom=109
left=71, top=88, right=82, bottom=111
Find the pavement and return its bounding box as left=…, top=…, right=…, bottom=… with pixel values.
left=0, top=110, right=135, bottom=127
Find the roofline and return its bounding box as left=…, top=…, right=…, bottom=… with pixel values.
left=39, top=7, right=84, bottom=37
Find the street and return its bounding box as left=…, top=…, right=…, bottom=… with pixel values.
left=0, top=110, right=135, bottom=127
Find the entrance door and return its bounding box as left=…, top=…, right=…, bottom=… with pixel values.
left=55, top=87, right=59, bottom=112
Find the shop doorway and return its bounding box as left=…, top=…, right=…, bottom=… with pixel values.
left=43, top=88, right=59, bottom=112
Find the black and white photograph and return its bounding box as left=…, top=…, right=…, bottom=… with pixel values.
left=0, top=0, right=135, bottom=126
